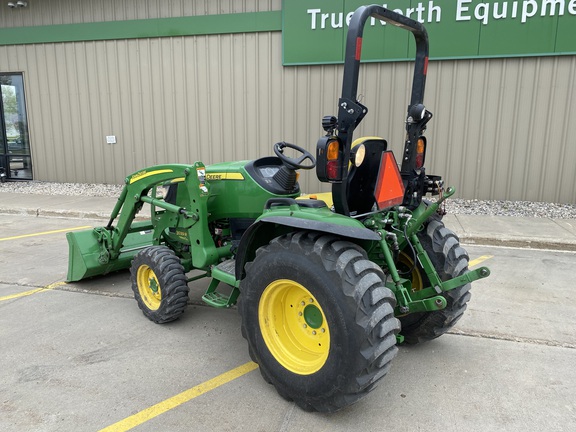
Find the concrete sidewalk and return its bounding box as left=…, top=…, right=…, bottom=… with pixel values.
left=1, top=191, right=576, bottom=251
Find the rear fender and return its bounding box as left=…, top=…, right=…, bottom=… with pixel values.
left=234, top=202, right=380, bottom=280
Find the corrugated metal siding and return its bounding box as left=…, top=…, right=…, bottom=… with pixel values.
left=424, top=56, right=576, bottom=204
left=0, top=2, right=574, bottom=203
left=0, top=0, right=281, bottom=27
left=0, top=32, right=345, bottom=187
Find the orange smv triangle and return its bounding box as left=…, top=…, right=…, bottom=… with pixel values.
left=374, top=151, right=405, bottom=209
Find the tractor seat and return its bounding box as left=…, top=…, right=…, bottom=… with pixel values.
left=347, top=138, right=388, bottom=214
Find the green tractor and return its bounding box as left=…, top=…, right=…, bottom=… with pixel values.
left=67, top=5, right=489, bottom=412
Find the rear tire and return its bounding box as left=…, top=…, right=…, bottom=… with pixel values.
left=131, top=246, right=189, bottom=324
left=239, top=231, right=400, bottom=412
left=398, top=215, right=471, bottom=344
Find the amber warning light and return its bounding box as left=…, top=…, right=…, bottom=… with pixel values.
left=374, top=151, right=405, bottom=209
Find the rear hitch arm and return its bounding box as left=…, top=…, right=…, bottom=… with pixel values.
left=410, top=266, right=490, bottom=303
left=404, top=186, right=455, bottom=238
left=377, top=227, right=490, bottom=316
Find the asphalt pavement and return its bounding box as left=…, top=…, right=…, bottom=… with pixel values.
left=1, top=191, right=576, bottom=251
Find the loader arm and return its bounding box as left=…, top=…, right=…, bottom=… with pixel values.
left=66, top=163, right=212, bottom=281
left=103, top=165, right=200, bottom=260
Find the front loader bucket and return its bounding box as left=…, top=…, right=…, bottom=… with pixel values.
left=66, top=222, right=154, bottom=282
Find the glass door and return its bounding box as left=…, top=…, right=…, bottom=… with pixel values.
left=0, top=73, right=32, bottom=180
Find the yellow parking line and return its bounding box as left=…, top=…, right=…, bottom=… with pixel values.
left=469, top=255, right=493, bottom=268
left=99, top=361, right=259, bottom=432
left=0, top=281, right=66, bottom=302
left=0, top=226, right=92, bottom=242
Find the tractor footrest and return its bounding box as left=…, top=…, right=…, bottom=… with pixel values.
left=202, top=291, right=234, bottom=308
left=202, top=260, right=240, bottom=308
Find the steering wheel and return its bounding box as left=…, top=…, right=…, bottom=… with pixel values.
left=273, top=141, right=316, bottom=170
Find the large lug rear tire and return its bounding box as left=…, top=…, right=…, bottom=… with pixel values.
left=398, top=215, right=471, bottom=344
left=239, top=231, right=400, bottom=412
left=131, top=246, right=189, bottom=324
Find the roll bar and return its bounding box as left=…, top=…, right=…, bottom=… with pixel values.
left=340, top=5, right=429, bottom=106
left=331, top=5, right=430, bottom=215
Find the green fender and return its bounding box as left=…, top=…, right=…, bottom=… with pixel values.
left=234, top=198, right=380, bottom=280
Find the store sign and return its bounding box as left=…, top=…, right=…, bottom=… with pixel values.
left=282, top=0, right=576, bottom=65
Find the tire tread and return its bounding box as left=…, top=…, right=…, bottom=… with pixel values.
left=131, top=246, right=189, bottom=324
left=400, top=217, right=471, bottom=344
left=239, top=231, right=400, bottom=412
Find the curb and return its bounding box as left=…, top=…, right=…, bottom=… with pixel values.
left=0, top=207, right=147, bottom=221
left=0, top=207, right=112, bottom=220
left=460, top=236, right=576, bottom=252
left=2, top=207, right=575, bottom=252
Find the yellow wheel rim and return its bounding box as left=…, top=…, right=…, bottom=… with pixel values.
left=398, top=251, right=423, bottom=290
left=258, top=279, right=330, bottom=375
left=137, top=265, right=162, bottom=311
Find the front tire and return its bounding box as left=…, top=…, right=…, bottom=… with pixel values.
left=239, top=231, right=400, bottom=412
left=130, top=246, right=189, bottom=324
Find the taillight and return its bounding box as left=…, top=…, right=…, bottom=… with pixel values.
left=415, top=136, right=427, bottom=169
left=316, top=136, right=343, bottom=182
left=326, top=160, right=339, bottom=180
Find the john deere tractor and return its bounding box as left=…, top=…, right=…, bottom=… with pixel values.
left=67, top=5, right=489, bottom=412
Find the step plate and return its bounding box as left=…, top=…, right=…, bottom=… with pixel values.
left=215, top=259, right=235, bottom=276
